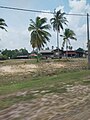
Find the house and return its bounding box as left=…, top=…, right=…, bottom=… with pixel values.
left=63, top=48, right=86, bottom=58
left=63, top=50, right=76, bottom=57
left=16, top=55, right=29, bottom=59
left=76, top=48, right=86, bottom=57
left=39, top=50, right=53, bottom=59
left=39, top=48, right=63, bottom=59
left=52, top=48, right=63, bottom=58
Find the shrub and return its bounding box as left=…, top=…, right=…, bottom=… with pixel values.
left=0, top=54, right=8, bottom=60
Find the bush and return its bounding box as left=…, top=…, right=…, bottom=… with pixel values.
left=0, top=54, right=8, bottom=60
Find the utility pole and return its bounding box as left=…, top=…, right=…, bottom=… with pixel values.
left=87, top=13, right=90, bottom=69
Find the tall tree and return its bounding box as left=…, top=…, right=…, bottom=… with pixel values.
left=28, top=17, right=51, bottom=51
left=0, top=18, right=7, bottom=31
left=50, top=9, right=68, bottom=49
left=60, top=28, right=77, bottom=57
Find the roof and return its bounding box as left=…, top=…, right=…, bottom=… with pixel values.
left=39, top=50, right=52, bottom=53
left=29, top=54, right=37, bottom=57
left=76, top=48, right=84, bottom=52
left=64, top=50, right=76, bottom=54
left=52, top=48, right=63, bottom=52
left=65, top=52, right=76, bottom=54
left=17, top=55, right=28, bottom=57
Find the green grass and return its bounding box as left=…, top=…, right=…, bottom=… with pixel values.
left=0, top=58, right=89, bottom=110
left=0, top=70, right=90, bottom=95
left=0, top=70, right=90, bottom=110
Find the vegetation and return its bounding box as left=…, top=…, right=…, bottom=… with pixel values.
left=60, top=28, right=77, bottom=51
left=50, top=10, right=68, bottom=49
left=28, top=16, right=51, bottom=51
left=0, top=18, right=7, bottom=31
left=0, top=54, right=8, bottom=60
left=0, top=58, right=89, bottom=110
left=1, top=48, right=28, bottom=59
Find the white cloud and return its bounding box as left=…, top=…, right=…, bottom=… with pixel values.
left=69, top=0, right=87, bottom=12
left=0, top=28, right=31, bottom=51
left=66, top=0, right=90, bottom=49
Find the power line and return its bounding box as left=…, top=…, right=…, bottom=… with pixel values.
left=0, top=6, right=54, bottom=14
left=0, top=5, right=89, bottom=17
left=66, top=13, right=87, bottom=17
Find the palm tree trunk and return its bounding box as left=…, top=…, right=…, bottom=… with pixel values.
left=57, top=30, right=60, bottom=58
left=57, top=31, right=60, bottom=58
left=87, top=13, right=90, bottom=69
left=57, top=31, right=59, bottom=49
left=66, top=40, right=68, bottom=58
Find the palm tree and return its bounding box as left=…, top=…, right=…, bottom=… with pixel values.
left=60, top=28, right=77, bottom=57
left=28, top=16, right=51, bottom=51
left=50, top=9, right=68, bottom=49
left=0, top=18, right=7, bottom=31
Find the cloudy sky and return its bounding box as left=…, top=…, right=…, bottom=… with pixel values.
left=0, top=0, right=90, bottom=52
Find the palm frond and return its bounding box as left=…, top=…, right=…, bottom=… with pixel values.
left=40, top=24, right=51, bottom=30
left=28, top=16, right=51, bottom=50
left=61, top=28, right=77, bottom=50
left=0, top=18, right=7, bottom=31
left=0, top=26, right=7, bottom=31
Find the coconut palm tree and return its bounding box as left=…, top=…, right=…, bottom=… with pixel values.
left=28, top=16, right=51, bottom=51
left=60, top=28, right=77, bottom=57
left=0, top=18, right=7, bottom=31
left=50, top=9, right=68, bottom=49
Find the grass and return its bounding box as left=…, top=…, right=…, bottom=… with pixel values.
left=0, top=70, right=90, bottom=110
left=0, top=70, right=90, bottom=94
left=0, top=58, right=38, bottom=66
left=0, top=58, right=90, bottom=110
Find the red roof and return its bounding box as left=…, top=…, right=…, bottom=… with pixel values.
left=29, top=54, right=37, bottom=57
left=65, top=51, right=76, bottom=54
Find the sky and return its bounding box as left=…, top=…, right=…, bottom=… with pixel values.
left=0, top=0, right=90, bottom=52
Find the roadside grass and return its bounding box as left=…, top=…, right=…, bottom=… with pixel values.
left=0, top=69, right=90, bottom=110
left=0, top=69, right=90, bottom=95
left=0, top=58, right=89, bottom=110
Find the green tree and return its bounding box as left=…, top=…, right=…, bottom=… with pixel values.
left=2, top=49, right=12, bottom=58
left=60, top=28, right=77, bottom=57
left=2, top=48, right=29, bottom=59
left=19, top=48, right=28, bottom=55
left=0, top=18, right=7, bottom=31
left=50, top=9, right=68, bottom=49
left=28, top=17, right=51, bottom=51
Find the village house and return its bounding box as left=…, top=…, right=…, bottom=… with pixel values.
left=39, top=48, right=87, bottom=59
left=39, top=48, right=63, bottom=59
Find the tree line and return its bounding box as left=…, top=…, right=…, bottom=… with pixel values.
left=0, top=48, right=28, bottom=60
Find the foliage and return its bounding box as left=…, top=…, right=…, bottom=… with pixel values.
left=0, top=18, right=7, bottom=31
left=28, top=16, right=51, bottom=51
left=18, top=48, right=28, bottom=55
left=1, top=48, right=29, bottom=59
left=0, top=54, right=8, bottom=60
left=50, top=10, right=68, bottom=32
left=50, top=9, right=68, bottom=49
left=60, top=28, right=77, bottom=50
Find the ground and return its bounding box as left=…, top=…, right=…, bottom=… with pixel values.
left=0, top=58, right=90, bottom=120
